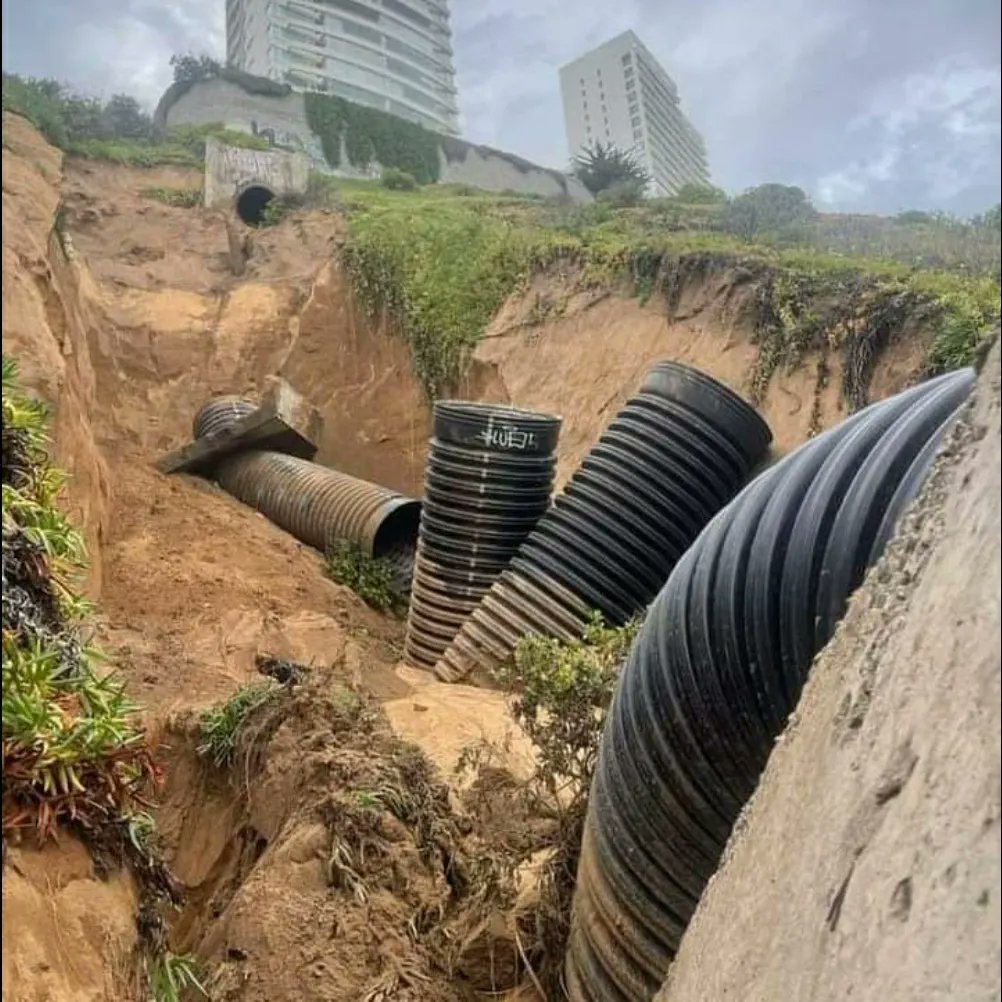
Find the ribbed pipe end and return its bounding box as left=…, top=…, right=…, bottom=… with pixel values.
left=192, top=395, right=257, bottom=439
left=433, top=361, right=772, bottom=683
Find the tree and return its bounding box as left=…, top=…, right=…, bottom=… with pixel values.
left=99, top=94, right=151, bottom=139
left=572, top=141, right=650, bottom=196
left=971, top=203, right=1001, bottom=232
left=726, top=183, right=817, bottom=240
left=673, top=182, right=728, bottom=204
left=170, top=53, right=221, bottom=84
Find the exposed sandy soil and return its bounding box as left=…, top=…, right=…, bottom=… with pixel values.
left=1, top=111, right=980, bottom=1002
left=472, top=271, right=929, bottom=488
left=659, top=344, right=1001, bottom=1001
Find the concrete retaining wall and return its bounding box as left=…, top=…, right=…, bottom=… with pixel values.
left=162, top=78, right=589, bottom=202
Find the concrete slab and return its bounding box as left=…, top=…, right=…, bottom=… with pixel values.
left=156, top=377, right=321, bottom=474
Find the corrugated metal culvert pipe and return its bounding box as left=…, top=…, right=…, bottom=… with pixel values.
left=433, top=362, right=773, bottom=682
left=565, top=367, right=975, bottom=1002
left=192, top=396, right=421, bottom=592
left=405, top=401, right=561, bottom=669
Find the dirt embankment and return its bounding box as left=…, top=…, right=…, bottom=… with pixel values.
left=659, top=345, right=1001, bottom=1001
left=0, top=111, right=962, bottom=1002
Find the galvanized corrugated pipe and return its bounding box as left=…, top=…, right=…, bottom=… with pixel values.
left=405, top=401, right=561, bottom=669
left=192, top=396, right=257, bottom=439
left=433, top=362, right=773, bottom=682
left=565, top=367, right=974, bottom=1002
left=192, top=395, right=421, bottom=592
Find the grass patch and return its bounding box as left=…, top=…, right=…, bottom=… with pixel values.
left=142, top=186, right=202, bottom=208
left=325, top=539, right=405, bottom=614
left=197, top=683, right=279, bottom=767
left=67, top=137, right=200, bottom=167
left=147, top=952, right=208, bottom=1002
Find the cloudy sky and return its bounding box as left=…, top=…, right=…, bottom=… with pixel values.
left=3, top=0, right=999, bottom=214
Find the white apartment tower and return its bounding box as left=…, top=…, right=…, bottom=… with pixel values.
left=559, top=30, right=710, bottom=195
left=225, top=0, right=459, bottom=134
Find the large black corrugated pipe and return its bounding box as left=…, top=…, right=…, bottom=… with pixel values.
left=214, top=450, right=421, bottom=592
left=192, top=396, right=257, bottom=440
left=565, top=367, right=975, bottom=1002
left=404, top=401, right=561, bottom=669
left=432, top=362, right=773, bottom=682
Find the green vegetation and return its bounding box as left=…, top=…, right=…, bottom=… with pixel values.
left=499, top=613, right=640, bottom=801
left=380, top=166, right=418, bottom=191
left=325, top=539, right=404, bottom=614
left=481, top=613, right=640, bottom=995
left=1, top=357, right=157, bottom=840
left=197, top=683, right=279, bottom=767
left=141, top=186, right=202, bottom=208
left=147, top=952, right=208, bottom=1002
left=304, top=92, right=441, bottom=184
left=2, top=73, right=151, bottom=148
left=336, top=180, right=999, bottom=400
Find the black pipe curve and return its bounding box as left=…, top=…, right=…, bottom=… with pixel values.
left=566, top=367, right=974, bottom=1002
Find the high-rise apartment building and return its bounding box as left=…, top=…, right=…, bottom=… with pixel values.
left=559, top=30, right=710, bottom=195
left=225, top=0, right=459, bottom=134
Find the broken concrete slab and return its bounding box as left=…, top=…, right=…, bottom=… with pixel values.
left=156, top=377, right=321, bottom=474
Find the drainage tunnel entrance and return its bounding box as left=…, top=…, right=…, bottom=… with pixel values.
left=235, top=185, right=275, bottom=226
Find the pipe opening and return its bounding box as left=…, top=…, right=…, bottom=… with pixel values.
left=372, top=501, right=422, bottom=561
left=235, top=185, right=275, bottom=226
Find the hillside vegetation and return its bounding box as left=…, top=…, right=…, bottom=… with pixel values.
left=333, top=179, right=999, bottom=398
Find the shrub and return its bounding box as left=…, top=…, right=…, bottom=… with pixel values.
left=673, top=182, right=729, bottom=204
left=481, top=612, right=640, bottom=995
left=726, top=183, right=818, bottom=240
left=572, top=140, right=650, bottom=195
left=259, top=194, right=304, bottom=227
left=380, top=167, right=418, bottom=191
left=325, top=540, right=404, bottom=614
left=497, top=613, right=640, bottom=802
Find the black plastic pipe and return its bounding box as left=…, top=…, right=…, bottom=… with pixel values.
left=433, top=362, right=772, bottom=682
left=405, top=401, right=560, bottom=669
left=192, top=396, right=257, bottom=440
left=565, top=367, right=974, bottom=1002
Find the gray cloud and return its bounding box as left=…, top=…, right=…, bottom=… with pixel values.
left=3, top=0, right=999, bottom=214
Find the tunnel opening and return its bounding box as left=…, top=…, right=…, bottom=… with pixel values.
left=235, top=185, right=275, bottom=226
